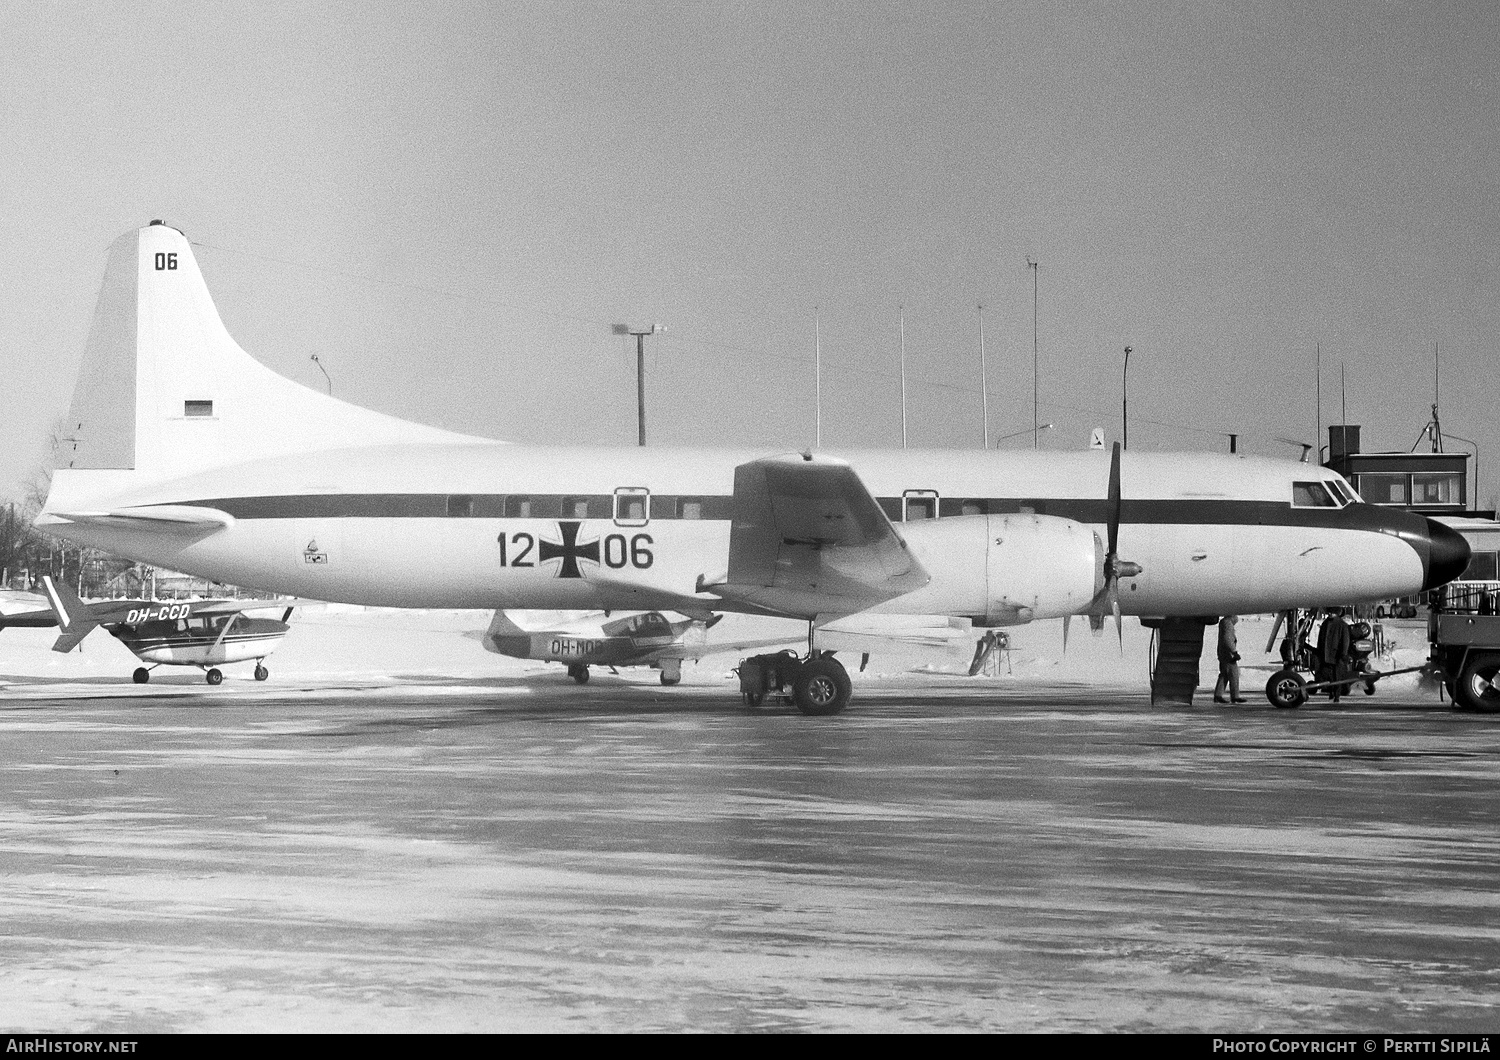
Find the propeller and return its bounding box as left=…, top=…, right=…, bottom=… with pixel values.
left=1100, top=442, right=1143, bottom=650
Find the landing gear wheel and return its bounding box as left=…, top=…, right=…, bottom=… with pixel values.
left=792, top=656, right=852, bottom=716
left=659, top=671, right=680, bottom=686
left=1455, top=657, right=1500, bottom=714
left=1362, top=677, right=1376, bottom=696
left=205, top=668, right=223, bottom=686
left=567, top=664, right=590, bottom=685
left=254, top=665, right=269, bottom=682
left=742, top=691, right=763, bottom=707
left=1265, top=669, right=1306, bottom=709
left=132, top=667, right=150, bottom=685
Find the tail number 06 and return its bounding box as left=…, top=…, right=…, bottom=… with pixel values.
left=603, top=533, right=652, bottom=569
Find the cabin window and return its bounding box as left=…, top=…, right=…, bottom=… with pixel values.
left=903, top=491, right=938, bottom=521
left=1413, top=473, right=1462, bottom=506
left=560, top=495, right=609, bottom=519
left=184, top=400, right=213, bottom=417
left=658, top=496, right=705, bottom=519
left=1291, top=481, right=1337, bottom=508
left=614, top=487, right=650, bottom=527
left=505, top=495, right=534, bottom=518
left=960, top=499, right=985, bottom=516
left=446, top=494, right=475, bottom=517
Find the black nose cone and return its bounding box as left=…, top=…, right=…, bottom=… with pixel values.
left=1423, top=518, right=1471, bottom=590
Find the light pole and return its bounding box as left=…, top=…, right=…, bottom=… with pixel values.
left=1122, top=345, right=1133, bottom=450
left=898, top=306, right=907, bottom=449
left=978, top=304, right=990, bottom=449
left=1027, top=257, right=1039, bottom=448
left=612, top=323, right=661, bottom=446
left=1444, top=430, right=1482, bottom=510
left=814, top=308, right=822, bottom=447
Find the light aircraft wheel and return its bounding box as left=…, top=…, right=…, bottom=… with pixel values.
left=1455, top=656, right=1500, bottom=714
left=1265, top=669, right=1306, bottom=709
left=568, top=664, right=589, bottom=685
left=254, top=665, right=269, bottom=681
left=1362, top=677, right=1376, bottom=696
left=793, top=656, right=851, bottom=716
left=659, top=671, right=680, bottom=686
left=742, top=691, right=764, bottom=707
left=206, top=668, right=223, bottom=686
left=132, top=668, right=150, bottom=685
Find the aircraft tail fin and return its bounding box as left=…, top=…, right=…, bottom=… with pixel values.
left=40, top=576, right=100, bottom=652
left=45, top=222, right=485, bottom=512
left=482, top=610, right=533, bottom=658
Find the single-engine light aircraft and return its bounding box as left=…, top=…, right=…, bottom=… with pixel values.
left=34, top=223, right=1471, bottom=714
left=482, top=609, right=797, bottom=685
left=37, top=576, right=295, bottom=684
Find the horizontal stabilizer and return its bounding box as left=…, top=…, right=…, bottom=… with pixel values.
left=0, top=591, right=58, bottom=629
left=51, top=630, right=93, bottom=653
left=41, top=504, right=234, bottom=535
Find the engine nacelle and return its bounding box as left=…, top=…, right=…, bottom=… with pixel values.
left=894, top=514, right=1104, bottom=624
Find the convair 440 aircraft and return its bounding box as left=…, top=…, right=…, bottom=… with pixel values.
left=37, top=223, right=1469, bottom=714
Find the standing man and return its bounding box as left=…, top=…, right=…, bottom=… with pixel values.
left=1214, top=615, right=1246, bottom=703
left=1318, top=610, right=1353, bottom=702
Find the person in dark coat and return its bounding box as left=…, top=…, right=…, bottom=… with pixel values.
left=1317, top=611, right=1353, bottom=702
left=1214, top=615, right=1246, bottom=703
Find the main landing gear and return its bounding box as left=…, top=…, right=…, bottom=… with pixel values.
left=567, top=663, right=590, bottom=685
left=736, top=649, right=852, bottom=716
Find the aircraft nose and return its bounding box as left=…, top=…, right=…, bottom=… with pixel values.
left=1422, top=518, right=1471, bottom=591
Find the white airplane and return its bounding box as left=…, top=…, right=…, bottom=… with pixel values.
left=481, top=609, right=797, bottom=685
left=0, top=576, right=295, bottom=684
left=34, top=223, right=1470, bottom=714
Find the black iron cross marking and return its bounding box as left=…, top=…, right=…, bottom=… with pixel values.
left=539, top=521, right=600, bottom=578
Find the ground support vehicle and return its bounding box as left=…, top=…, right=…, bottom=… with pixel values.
left=1262, top=609, right=1421, bottom=709
left=1426, top=583, right=1500, bottom=713
left=1264, top=588, right=1500, bottom=711
left=736, top=650, right=852, bottom=715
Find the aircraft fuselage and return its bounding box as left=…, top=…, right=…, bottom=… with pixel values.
left=41, top=443, right=1460, bottom=622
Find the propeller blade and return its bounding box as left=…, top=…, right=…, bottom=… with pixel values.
left=1107, top=441, right=1123, bottom=564
left=1111, top=588, right=1124, bottom=653
left=1062, top=614, right=1071, bottom=653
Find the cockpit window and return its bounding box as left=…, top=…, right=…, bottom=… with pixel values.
left=1329, top=478, right=1360, bottom=505
left=1292, top=481, right=1338, bottom=508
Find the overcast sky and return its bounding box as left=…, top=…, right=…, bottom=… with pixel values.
left=3, top=1, right=1498, bottom=504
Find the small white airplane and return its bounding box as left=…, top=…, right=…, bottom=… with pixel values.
left=33, top=223, right=1470, bottom=714
left=481, top=609, right=797, bottom=685
left=30, top=576, right=294, bottom=684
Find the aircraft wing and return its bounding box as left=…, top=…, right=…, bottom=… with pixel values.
left=696, top=454, right=929, bottom=619
left=186, top=598, right=301, bottom=617
left=652, top=635, right=804, bottom=661
left=813, top=614, right=976, bottom=654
